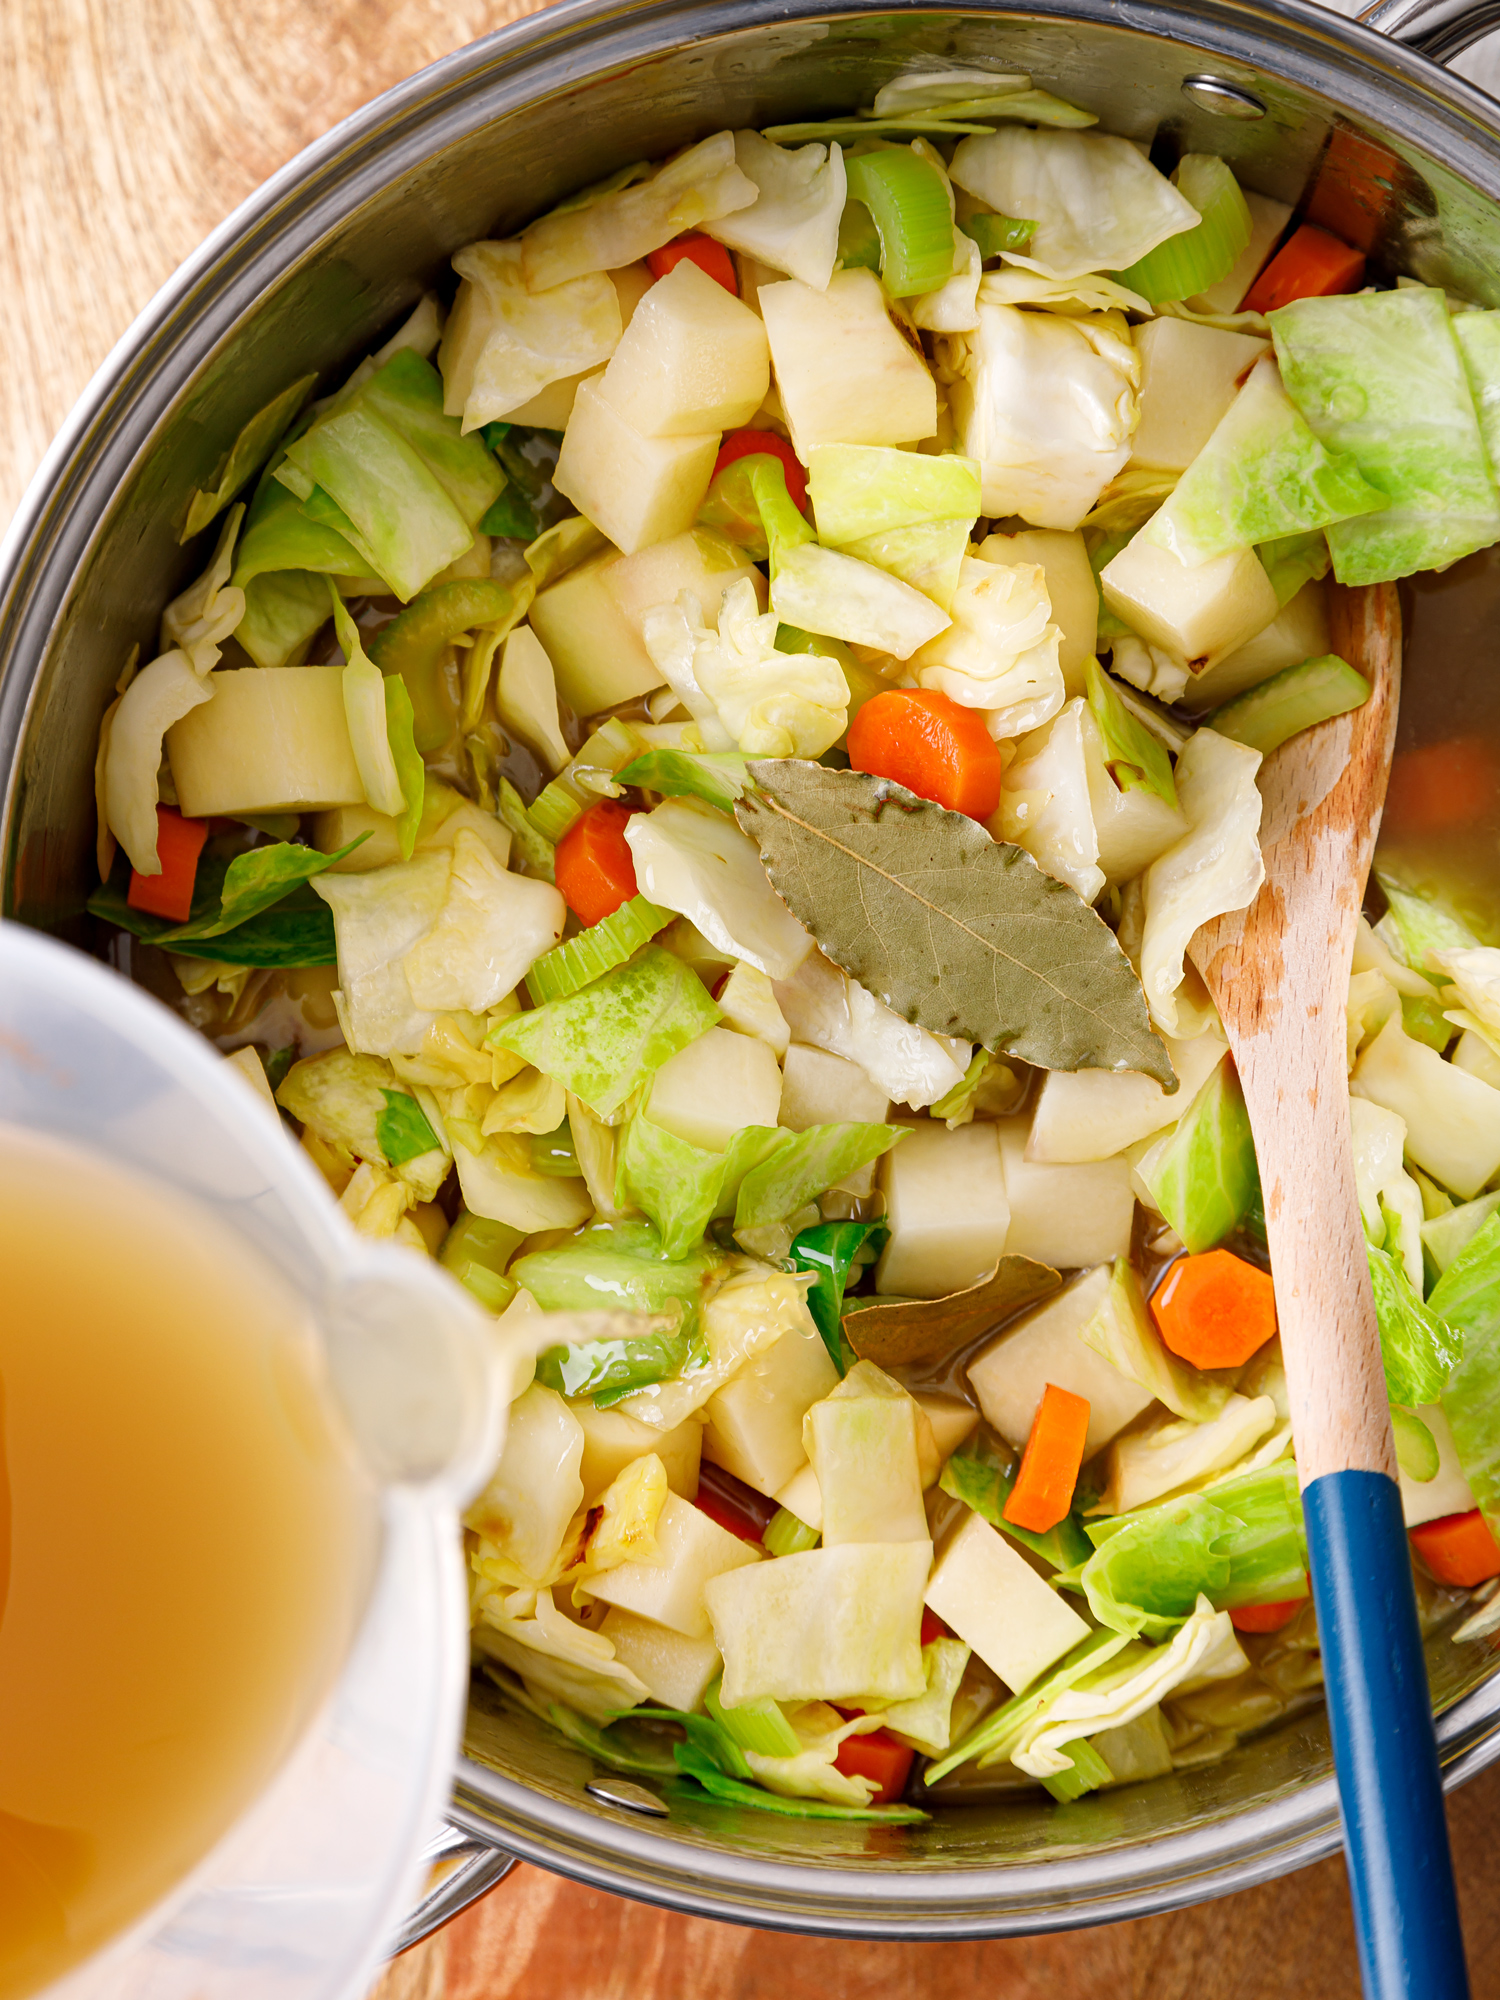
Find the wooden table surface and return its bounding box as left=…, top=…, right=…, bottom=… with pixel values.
left=6, top=2, right=1500, bottom=1992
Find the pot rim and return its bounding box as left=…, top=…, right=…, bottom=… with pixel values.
left=5, top=0, right=1500, bottom=1937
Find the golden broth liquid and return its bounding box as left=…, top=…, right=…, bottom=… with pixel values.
left=0, top=1126, right=374, bottom=2000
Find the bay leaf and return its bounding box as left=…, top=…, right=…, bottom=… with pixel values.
left=737, top=761, right=1175, bottom=1087
left=842, top=1256, right=1062, bottom=1369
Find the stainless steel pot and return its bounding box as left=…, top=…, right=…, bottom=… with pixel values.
left=6, top=0, right=1500, bottom=1944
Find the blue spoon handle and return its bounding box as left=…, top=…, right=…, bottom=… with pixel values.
left=1304, top=1470, right=1470, bottom=2000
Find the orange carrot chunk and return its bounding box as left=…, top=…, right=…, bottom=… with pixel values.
left=1241, top=224, right=1365, bottom=314
left=1231, top=1595, right=1307, bottom=1635
left=126, top=806, right=209, bottom=923
left=1150, top=1249, right=1278, bottom=1372
left=1410, top=1510, right=1500, bottom=1589
left=1004, top=1383, right=1091, bottom=1535
left=646, top=234, right=738, bottom=296
left=833, top=1728, right=916, bottom=1805
left=554, top=800, right=639, bottom=927
left=846, top=687, right=1005, bottom=821
left=1383, top=737, right=1500, bottom=838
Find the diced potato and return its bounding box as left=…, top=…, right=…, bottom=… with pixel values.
left=168, top=666, right=364, bottom=817
left=924, top=1512, right=1090, bottom=1694
left=463, top=1383, right=584, bottom=1582
left=1127, top=320, right=1270, bottom=472
left=599, top=1606, right=723, bottom=1711
left=966, top=1264, right=1155, bottom=1457
left=1352, top=1010, right=1500, bottom=1199
left=1187, top=191, right=1293, bottom=315
left=570, top=1401, right=702, bottom=1503
left=779, top=1043, right=890, bottom=1130
left=774, top=1460, right=824, bottom=1532
left=703, top=1312, right=839, bottom=1498
left=504, top=264, right=655, bottom=427
left=913, top=1393, right=980, bottom=1478
left=759, top=270, right=938, bottom=458
left=706, top=1541, right=931, bottom=1704
left=312, top=780, right=466, bottom=872
left=717, top=962, right=791, bottom=1057
left=997, top=1118, right=1135, bottom=1269
left=1026, top=1029, right=1228, bottom=1165
left=875, top=1121, right=1009, bottom=1300
left=978, top=528, right=1097, bottom=698
left=1079, top=703, right=1189, bottom=884
left=1178, top=582, right=1331, bottom=713
left=581, top=1490, right=760, bottom=1637
left=600, top=258, right=770, bottom=437
left=1455, top=1029, right=1500, bottom=1091
left=808, top=1387, right=927, bottom=1544
left=1102, top=534, right=1278, bottom=670
left=531, top=529, right=763, bottom=715
left=554, top=376, right=719, bottom=556
left=1399, top=1404, right=1478, bottom=1528
left=647, top=1024, right=783, bottom=1153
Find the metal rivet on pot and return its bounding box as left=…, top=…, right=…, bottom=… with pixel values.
left=586, top=1777, right=670, bottom=1818
left=1181, top=75, right=1267, bottom=119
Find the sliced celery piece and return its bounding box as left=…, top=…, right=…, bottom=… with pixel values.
left=1401, top=991, right=1454, bottom=1052
left=837, top=199, right=883, bottom=272
left=705, top=1679, right=803, bottom=1757
left=528, top=715, right=645, bottom=846
left=1114, top=156, right=1251, bottom=306
left=960, top=211, right=1037, bottom=259
left=1086, top=658, right=1177, bottom=808
left=1039, top=1735, right=1113, bottom=1803
left=843, top=149, right=957, bottom=298
left=1207, top=653, right=1369, bottom=758
left=497, top=776, right=556, bottom=881
left=616, top=749, right=752, bottom=816
left=439, top=1209, right=525, bottom=1314
left=525, top=896, right=673, bottom=1006
left=530, top=1119, right=583, bottom=1177
left=763, top=1507, right=822, bottom=1556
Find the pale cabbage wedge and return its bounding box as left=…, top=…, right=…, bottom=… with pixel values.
left=773, top=949, right=971, bottom=1109
left=276, top=1047, right=450, bottom=1202
left=871, top=67, right=1031, bottom=115
left=1349, top=1096, right=1425, bottom=1281
left=806, top=1363, right=928, bottom=1544
left=910, top=555, right=1065, bottom=737
left=160, top=505, right=247, bottom=674
left=977, top=266, right=1150, bottom=317
left=1001, top=699, right=1105, bottom=902
left=466, top=1383, right=586, bottom=1586
left=743, top=1703, right=893, bottom=1807
left=1006, top=1596, right=1246, bottom=1779
left=1432, top=946, right=1500, bottom=1043
left=438, top=240, right=623, bottom=430
left=448, top=1128, right=594, bottom=1234
left=1138, top=728, right=1265, bottom=1034
left=717, top=961, right=792, bottom=1056
left=807, top=444, right=982, bottom=545
left=770, top=542, right=951, bottom=659
left=643, top=577, right=849, bottom=757
left=1080, top=1255, right=1238, bottom=1424
left=1027, top=1026, right=1226, bottom=1165
left=401, top=829, right=566, bottom=1013
left=702, top=131, right=847, bottom=290
left=521, top=132, right=758, bottom=291
left=471, top=1590, right=651, bottom=1723
left=330, top=587, right=406, bottom=818
left=105, top=652, right=214, bottom=874
left=948, top=129, right=1198, bottom=281
left=1108, top=635, right=1191, bottom=706
left=837, top=518, right=974, bottom=613
left=1094, top=1395, right=1279, bottom=1516
left=859, top=1636, right=973, bottom=1756
left=1352, top=1009, right=1500, bottom=1199
left=617, top=1266, right=816, bottom=1431
left=943, top=304, right=1139, bottom=528
left=1079, top=702, right=1191, bottom=884
left=911, top=229, right=983, bottom=334
left=706, top=1540, right=932, bottom=1705
left=625, top=796, right=814, bottom=980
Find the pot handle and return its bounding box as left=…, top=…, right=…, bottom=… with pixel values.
left=388, top=1821, right=518, bottom=1956
left=1358, top=0, right=1500, bottom=64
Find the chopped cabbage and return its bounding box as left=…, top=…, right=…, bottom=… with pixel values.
left=977, top=266, right=1150, bottom=317
left=836, top=518, right=974, bottom=613
left=1434, top=1214, right=1500, bottom=1537
left=871, top=67, right=1031, bottom=115
left=743, top=1701, right=890, bottom=1805
left=277, top=1047, right=450, bottom=1201
left=617, top=1112, right=725, bottom=1258
left=941, top=305, right=1139, bottom=528
left=948, top=130, right=1198, bottom=282
left=1350, top=1096, right=1424, bottom=1281
left=471, top=1588, right=651, bottom=1722
left=1080, top=1256, right=1237, bottom=1424
left=402, top=829, right=565, bottom=1012
left=447, top=1126, right=594, bottom=1233
left=466, top=1383, right=585, bottom=1583
left=1352, top=1009, right=1500, bottom=1199
left=861, top=1636, right=972, bottom=1755
left=911, top=229, right=983, bottom=333
left=1095, top=1396, right=1279, bottom=1516
left=1110, top=634, right=1191, bottom=705
left=482, top=1066, right=567, bottom=1137
left=104, top=652, right=214, bottom=874
left=910, top=555, right=1064, bottom=738
left=643, top=578, right=849, bottom=758
left=1138, top=728, right=1265, bottom=1034
left=617, top=1265, right=817, bottom=1431
left=161, top=506, right=247, bottom=673
left=770, top=541, right=952, bottom=659
left=1432, top=946, right=1500, bottom=1052
left=521, top=132, right=758, bottom=291
left=625, top=797, right=815, bottom=980
left=438, top=240, right=622, bottom=431
left=807, top=444, right=981, bottom=545
left=1000, top=699, right=1104, bottom=902
left=774, top=950, right=971, bottom=1108
left=702, top=131, right=846, bottom=290
left=330, top=586, right=407, bottom=820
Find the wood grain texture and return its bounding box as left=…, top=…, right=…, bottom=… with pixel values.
left=1190, top=583, right=1401, bottom=1486
left=6, top=10, right=1500, bottom=1997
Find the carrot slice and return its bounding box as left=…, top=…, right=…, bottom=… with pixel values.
left=126, top=806, right=209, bottom=923
left=920, top=1607, right=951, bottom=1646
left=1305, top=127, right=1403, bottom=254
left=1383, top=737, right=1500, bottom=837
left=1241, top=224, right=1365, bottom=314
left=834, top=1728, right=916, bottom=1805
left=1004, top=1383, right=1090, bottom=1535
left=554, top=800, right=639, bottom=927
left=847, top=687, right=1005, bottom=821
left=647, top=234, right=738, bottom=296
left=1150, top=1249, right=1278, bottom=1372
left=1410, top=1509, right=1500, bottom=1588
left=713, top=428, right=808, bottom=514
left=1231, top=1596, right=1306, bottom=1635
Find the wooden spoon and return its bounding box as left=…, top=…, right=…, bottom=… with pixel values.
left=1189, top=582, right=1468, bottom=2000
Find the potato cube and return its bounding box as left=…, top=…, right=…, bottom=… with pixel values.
left=168, top=666, right=364, bottom=818
left=581, top=1491, right=760, bottom=1637
left=778, top=1044, right=889, bottom=1130
left=600, top=258, right=770, bottom=437
left=966, top=1264, right=1154, bottom=1458
left=808, top=1391, right=927, bottom=1544
left=875, top=1121, right=1009, bottom=1300
left=462, top=1384, right=584, bottom=1582
left=647, top=1024, right=783, bottom=1153
left=996, top=1117, right=1134, bottom=1269
left=570, top=1401, right=702, bottom=1503
left=913, top=1392, right=980, bottom=1475
left=1179, top=581, right=1330, bottom=712
left=1026, top=1030, right=1227, bottom=1165
left=703, top=1314, right=839, bottom=1497
left=759, top=270, right=937, bottom=458
left=600, top=1606, right=723, bottom=1711
left=1101, top=532, right=1278, bottom=670
left=530, top=530, right=763, bottom=714
left=717, top=962, right=791, bottom=1057
left=554, top=376, right=719, bottom=555
left=773, top=1460, right=824, bottom=1532
left=978, top=529, right=1097, bottom=698
left=1128, top=320, right=1269, bottom=472
left=925, top=1512, right=1090, bottom=1694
